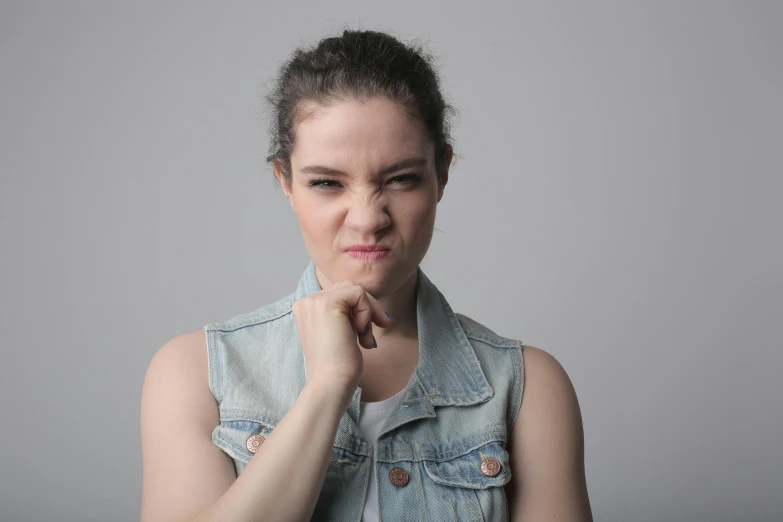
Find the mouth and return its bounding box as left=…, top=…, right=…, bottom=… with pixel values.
left=346, top=244, right=391, bottom=261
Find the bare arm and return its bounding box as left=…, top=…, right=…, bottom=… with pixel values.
left=140, top=330, right=352, bottom=522
left=505, top=346, right=593, bottom=521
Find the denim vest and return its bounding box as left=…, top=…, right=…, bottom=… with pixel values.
left=205, top=260, right=524, bottom=521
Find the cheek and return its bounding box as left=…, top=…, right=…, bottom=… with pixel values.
left=296, top=200, right=335, bottom=237
left=296, top=200, right=342, bottom=245
left=394, top=196, right=436, bottom=231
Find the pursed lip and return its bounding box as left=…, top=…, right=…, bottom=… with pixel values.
left=346, top=244, right=391, bottom=252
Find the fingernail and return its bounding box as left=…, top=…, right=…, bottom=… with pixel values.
left=385, top=312, right=396, bottom=323
left=372, top=334, right=377, bottom=348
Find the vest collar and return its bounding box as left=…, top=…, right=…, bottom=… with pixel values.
left=294, top=259, right=494, bottom=406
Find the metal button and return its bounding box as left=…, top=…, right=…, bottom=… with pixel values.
left=480, top=457, right=501, bottom=477
left=389, top=467, right=409, bottom=486
left=246, top=434, right=265, bottom=454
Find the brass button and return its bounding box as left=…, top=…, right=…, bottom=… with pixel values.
left=246, top=434, right=265, bottom=454
left=389, top=467, right=409, bottom=486
left=480, top=457, right=501, bottom=477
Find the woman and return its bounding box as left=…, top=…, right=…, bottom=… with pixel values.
left=141, top=29, right=592, bottom=522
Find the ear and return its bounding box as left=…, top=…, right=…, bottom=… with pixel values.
left=273, top=160, right=295, bottom=210
left=437, top=145, right=452, bottom=203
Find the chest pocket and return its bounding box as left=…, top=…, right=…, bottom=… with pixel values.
left=420, top=440, right=512, bottom=521
left=211, top=416, right=275, bottom=476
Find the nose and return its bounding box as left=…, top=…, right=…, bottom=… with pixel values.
left=343, top=192, right=391, bottom=235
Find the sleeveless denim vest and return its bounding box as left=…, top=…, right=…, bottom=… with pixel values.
left=204, top=260, right=525, bottom=521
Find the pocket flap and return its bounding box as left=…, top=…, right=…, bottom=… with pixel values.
left=423, top=441, right=512, bottom=489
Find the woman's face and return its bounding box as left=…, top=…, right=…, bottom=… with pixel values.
left=277, top=97, right=450, bottom=298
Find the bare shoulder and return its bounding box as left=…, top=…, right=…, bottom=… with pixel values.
left=515, top=344, right=583, bottom=445
left=505, top=345, right=592, bottom=520
left=520, top=345, right=578, bottom=404
left=146, top=329, right=208, bottom=380
left=141, top=329, right=235, bottom=522
left=142, top=329, right=215, bottom=428
left=153, top=328, right=207, bottom=363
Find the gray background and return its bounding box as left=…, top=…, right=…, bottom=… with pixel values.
left=1, top=2, right=781, bottom=521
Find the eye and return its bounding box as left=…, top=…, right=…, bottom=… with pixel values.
left=388, top=174, right=420, bottom=186
left=308, top=178, right=342, bottom=191
left=307, top=174, right=421, bottom=192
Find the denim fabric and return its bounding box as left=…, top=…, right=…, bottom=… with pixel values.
left=205, top=260, right=525, bottom=521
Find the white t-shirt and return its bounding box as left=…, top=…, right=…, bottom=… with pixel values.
left=358, top=381, right=413, bottom=522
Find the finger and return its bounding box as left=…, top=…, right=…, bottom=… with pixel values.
left=350, top=307, right=375, bottom=350
left=356, top=289, right=397, bottom=349
left=324, top=282, right=374, bottom=348
left=360, top=290, right=395, bottom=327
left=331, top=283, right=394, bottom=348
left=349, top=286, right=377, bottom=349
left=327, top=280, right=386, bottom=332
left=358, top=317, right=375, bottom=350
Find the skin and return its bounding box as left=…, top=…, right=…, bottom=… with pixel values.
left=275, top=97, right=446, bottom=401
left=140, top=96, right=592, bottom=521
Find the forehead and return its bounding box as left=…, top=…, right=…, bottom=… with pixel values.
left=291, top=97, right=432, bottom=169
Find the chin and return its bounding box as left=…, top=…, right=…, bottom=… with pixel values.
left=317, top=253, right=414, bottom=296
left=360, top=264, right=418, bottom=298
left=345, top=272, right=389, bottom=297
left=346, top=264, right=404, bottom=296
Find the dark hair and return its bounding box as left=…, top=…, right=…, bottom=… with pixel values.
left=265, top=29, right=456, bottom=185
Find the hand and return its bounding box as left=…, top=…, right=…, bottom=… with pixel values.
left=291, top=280, right=395, bottom=399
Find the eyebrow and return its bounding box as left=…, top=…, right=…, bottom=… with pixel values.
left=299, top=157, right=428, bottom=177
